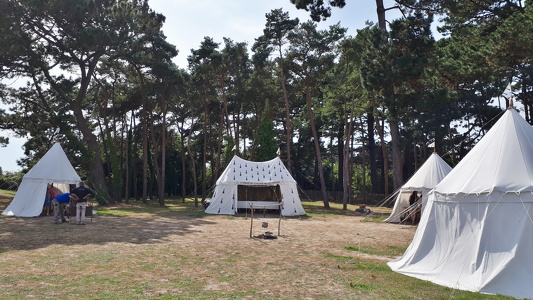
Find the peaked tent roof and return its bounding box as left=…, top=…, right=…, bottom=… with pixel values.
left=2, top=143, right=81, bottom=217
left=401, top=152, right=452, bottom=191
left=388, top=107, right=533, bottom=299
left=22, top=143, right=81, bottom=184
left=215, top=155, right=296, bottom=185
left=435, top=108, right=533, bottom=194
left=384, top=152, right=452, bottom=223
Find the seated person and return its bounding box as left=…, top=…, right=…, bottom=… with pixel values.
left=355, top=204, right=372, bottom=214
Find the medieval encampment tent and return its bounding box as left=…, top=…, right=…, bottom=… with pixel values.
left=388, top=107, right=533, bottom=299
left=384, top=152, right=452, bottom=223
left=205, top=155, right=306, bottom=216
left=2, top=143, right=81, bottom=217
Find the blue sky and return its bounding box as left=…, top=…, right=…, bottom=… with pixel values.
left=149, top=0, right=403, bottom=68
left=0, top=0, right=402, bottom=172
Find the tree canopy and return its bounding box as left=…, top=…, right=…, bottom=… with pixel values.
left=1, top=0, right=531, bottom=209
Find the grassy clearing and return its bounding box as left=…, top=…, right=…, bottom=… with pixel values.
left=0, top=190, right=516, bottom=299
left=345, top=245, right=406, bottom=257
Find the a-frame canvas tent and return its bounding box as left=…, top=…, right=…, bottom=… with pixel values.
left=205, top=155, right=306, bottom=216
left=384, top=152, right=452, bottom=223
left=388, top=107, right=533, bottom=299
left=2, top=143, right=81, bottom=217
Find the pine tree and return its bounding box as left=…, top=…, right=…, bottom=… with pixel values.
left=255, top=102, right=278, bottom=162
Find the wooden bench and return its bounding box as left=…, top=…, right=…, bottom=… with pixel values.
left=237, top=201, right=281, bottom=209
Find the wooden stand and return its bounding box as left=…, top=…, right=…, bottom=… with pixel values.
left=249, top=202, right=283, bottom=238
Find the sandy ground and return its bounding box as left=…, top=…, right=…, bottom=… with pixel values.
left=0, top=208, right=418, bottom=299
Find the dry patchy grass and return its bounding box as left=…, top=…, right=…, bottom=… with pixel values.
left=0, top=192, right=515, bottom=299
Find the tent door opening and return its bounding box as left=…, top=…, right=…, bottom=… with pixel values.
left=237, top=185, right=282, bottom=216
left=401, top=191, right=422, bottom=225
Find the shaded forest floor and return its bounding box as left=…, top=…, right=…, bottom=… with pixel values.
left=0, top=193, right=514, bottom=299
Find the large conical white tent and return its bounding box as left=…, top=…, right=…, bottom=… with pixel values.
left=2, top=143, right=81, bottom=217
left=384, top=152, right=452, bottom=223
left=388, top=107, right=533, bottom=299
left=205, top=155, right=306, bottom=216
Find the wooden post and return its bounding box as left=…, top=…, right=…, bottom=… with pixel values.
left=278, top=203, right=282, bottom=236
left=249, top=203, right=254, bottom=238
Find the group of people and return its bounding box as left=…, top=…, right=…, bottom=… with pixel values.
left=47, top=182, right=95, bottom=225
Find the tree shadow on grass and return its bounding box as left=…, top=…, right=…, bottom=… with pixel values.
left=0, top=196, right=390, bottom=253
left=0, top=213, right=217, bottom=252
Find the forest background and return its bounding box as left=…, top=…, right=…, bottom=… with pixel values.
left=0, top=0, right=531, bottom=208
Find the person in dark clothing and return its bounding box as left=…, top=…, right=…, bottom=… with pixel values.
left=71, top=182, right=95, bottom=225
left=408, top=191, right=421, bottom=224
left=409, top=191, right=418, bottom=206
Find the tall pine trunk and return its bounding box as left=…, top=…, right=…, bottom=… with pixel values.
left=305, top=86, right=329, bottom=208
left=179, top=124, right=187, bottom=203
left=342, top=117, right=352, bottom=210
left=337, top=124, right=345, bottom=194
left=188, top=112, right=199, bottom=208
left=279, top=56, right=292, bottom=173
left=160, top=104, right=167, bottom=205
left=390, top=119, right=404, bottom=190
left=135, top=69, right=149, bottom=204
left=375, top=0, right=403, bottom=194
left=375, top=117, right=389, bottom=195
left=367, top=112, right=379, bottom=193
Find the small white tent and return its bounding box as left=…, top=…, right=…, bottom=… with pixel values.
left=205, top=155, right=306, bottom=216
left=384, top=152, right=452, bottom=223
left=388, top=107, right=533, bottom=299
left=2, top=143, right=81, bottom=217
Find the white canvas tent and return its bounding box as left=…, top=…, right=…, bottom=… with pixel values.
left=388, top=107, right=533, bottom=299
left=2, top=143, right=81, bottom=217
left=205, top=155, right=306, bottom=216
left=384, top=152, right=452, bottom=223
